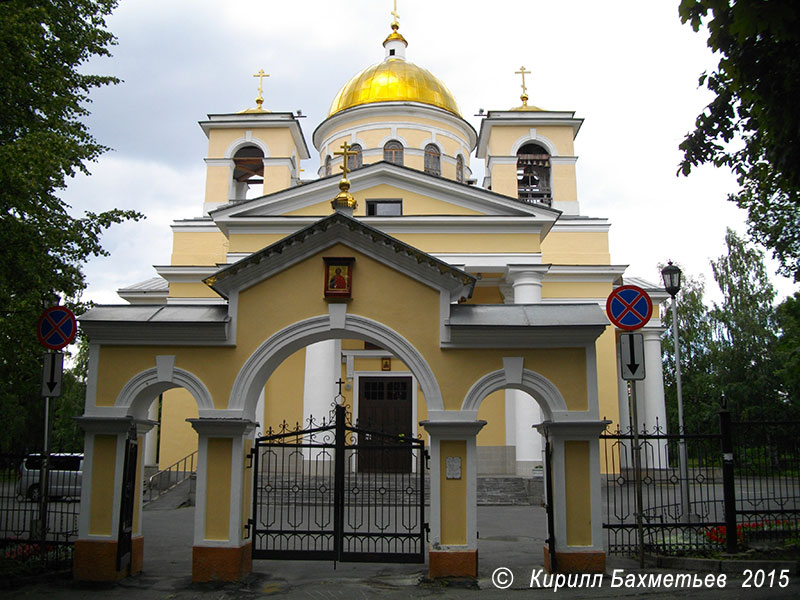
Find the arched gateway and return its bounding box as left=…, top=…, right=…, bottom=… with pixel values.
left=73, top=8, right=667, bottom=585
left=76, top=209, right=612, bottom=581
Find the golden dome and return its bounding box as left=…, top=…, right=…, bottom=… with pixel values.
left=328, top=59, right=461, bottom=117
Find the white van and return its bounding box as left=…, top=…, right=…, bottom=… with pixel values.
left=16, top=453, right=83, bottom=500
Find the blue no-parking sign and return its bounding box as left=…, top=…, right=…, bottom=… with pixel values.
left=36, top=306, right=77, bottom=350
left=606, top=285, right=653, bottom=331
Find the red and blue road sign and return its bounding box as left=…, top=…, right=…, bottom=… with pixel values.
left=36, top=306, right=77, bottom=350
left=606, top=285, right=653, bottom=331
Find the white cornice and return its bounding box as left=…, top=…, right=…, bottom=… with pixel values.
left=433, top=253, right=543, bottom=269
left=199, top=112, right=310, bottom=159
left=171, top=220, right=220, bottom=233
left=313, top=102, right=478, bottom=151
left=209, top=162, right=560, bottom=235
left=220, top=215, right=549, bottom=238
left=476, top=111, right=583, bottom=158
left=545, top=265, right=627, bottom=282
left=155, top=265, right=218, bottom=283
left=549, top=218, right=611, bottom=233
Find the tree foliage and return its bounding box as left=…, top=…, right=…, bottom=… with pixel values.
left=678, top=0, right=800, bottom=281
left=775, top=292, right=800, bottom=406
left=0, top=1, right=141, bottom=451
left=709, top=229, right=780, bottom=418
left=661, top=270, right=717, bottom=432
left=662, top=229, right=797, bottom=433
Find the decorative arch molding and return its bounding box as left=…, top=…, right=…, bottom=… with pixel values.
left=377, top=134, right=410, bottom=150
left=461, top=366, right=569, bottom=421
left=224, top=135, right=271, bottom=159
left=114, top=364, right=214, bottom=420
left=229, top=312, right=443, bottom=420
left=510, top=133, right=558, bottom=157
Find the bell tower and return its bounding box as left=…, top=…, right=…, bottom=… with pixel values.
left=199, top=71, right=310, bottom=214
left=476, top=67, right=583, bottom=215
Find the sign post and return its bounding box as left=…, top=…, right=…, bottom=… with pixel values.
left=35, top=305, right=77, bottom=541
left=607, top=286, right=652, bottom=568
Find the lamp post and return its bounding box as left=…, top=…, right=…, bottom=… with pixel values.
left=661, top=261, right=692, bottom=520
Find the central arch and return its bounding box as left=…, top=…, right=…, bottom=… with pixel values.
left=460, top=365, right=569, bottom=421
left=229, top=311, right=443, bottom=420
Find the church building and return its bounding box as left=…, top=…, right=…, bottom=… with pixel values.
left=74, top=8, right=667, bottom=583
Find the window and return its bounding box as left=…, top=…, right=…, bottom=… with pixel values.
left=383, top=140, right=403, bottom=165
left=424, top=144, right=441, bottom=176
left=456, top=154, right=465, bottom=183
left=366, top=199, right=402, bottom=216
left=347, top=143, right=363, bottom=171
left=324, top=155, right=332, bottom=176
left=232, top=145, right=264, bottom=200
left=516, top=142, right=551, bottom=205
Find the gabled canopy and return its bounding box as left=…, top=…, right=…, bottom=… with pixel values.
left=204, top=211, right=476, bottom=302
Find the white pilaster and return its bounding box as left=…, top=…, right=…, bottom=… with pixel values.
left=506, top=265, right=550, bottom=475
left=144, top=399, right=159, bottom=467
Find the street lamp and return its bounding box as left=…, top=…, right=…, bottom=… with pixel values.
left=661, top=261, right=692, bottom=520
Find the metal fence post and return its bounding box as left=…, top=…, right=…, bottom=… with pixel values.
left=333, top=403, right=346, bottom=563
left=719, top=408, right=738, bottom=554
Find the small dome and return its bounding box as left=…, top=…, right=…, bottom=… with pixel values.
left=328, top=59, right=461, bottom=118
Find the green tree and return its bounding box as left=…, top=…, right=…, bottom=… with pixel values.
left=775, top=292, right=800, bottom=409
left=709, top=229, right=781, bottom=419
left=678, top=0, right=800, bottom=281
left=0, top=1, right=141, bottom=452
left=661, top=269, right=717, bottom=434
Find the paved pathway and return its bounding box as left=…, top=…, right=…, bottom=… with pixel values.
left=5, top=506, right=799, bottom=599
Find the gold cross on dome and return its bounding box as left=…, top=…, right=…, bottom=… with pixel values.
left=391, top=0, right=400, bottom=26
left=515, top=65, right=530, bottom=98
left=253, top=69, right=269, bottom=109
left=334, top=141, right=355, bottom=178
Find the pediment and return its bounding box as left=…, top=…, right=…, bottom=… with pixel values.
left=205, top=212, right=476, bottom=302
left=210, top=161, right=560, bottom=223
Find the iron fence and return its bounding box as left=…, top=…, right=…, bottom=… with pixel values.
left=730, top=419, right=800, bottom=547
left=0, top=453, right=81, bottom=577
left=602, top=413, right=800, bottom=557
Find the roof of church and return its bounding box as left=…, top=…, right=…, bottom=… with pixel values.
left=328, top=59, right=461, bottom=118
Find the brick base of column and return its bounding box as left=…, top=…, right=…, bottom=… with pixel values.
left=544, top=545, right=605, bottom=573
left=429, top=549, right=478, bottom=578
left=73, top=536, right=143, bottom=581
left=192, top=543, right=252, bottom=582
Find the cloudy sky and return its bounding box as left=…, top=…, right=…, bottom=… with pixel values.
left=59, top=0, right=797, bottom=305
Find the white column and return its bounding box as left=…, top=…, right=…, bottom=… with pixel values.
left=144, top=398, right=159, bottom=467
left=507, top=265, right=550, bottom=475
left=302, top=340, right=338, bottom=426
left=302, top=340, right=339, bottom=466
left=642, top=327, right=669, bottom=466
left=515, top=391, right=542, bottom=474
left=507, top=265, right=548, bottom=303
left=641, top=328, right=668, bottom=432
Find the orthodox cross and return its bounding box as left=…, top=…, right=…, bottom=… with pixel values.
left=391, top=0, right=400, bottom=26
left=515, top=65, right=530, bottom=100
left=253, top=69, right=269, bottom=109
left=334, top=141, right=355, bottom=178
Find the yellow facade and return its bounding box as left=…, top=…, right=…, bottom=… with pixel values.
left=76, top=13, right=669, bottom=583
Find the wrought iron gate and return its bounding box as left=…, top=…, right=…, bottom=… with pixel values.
left=249, top=403, right=427, bottom=563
